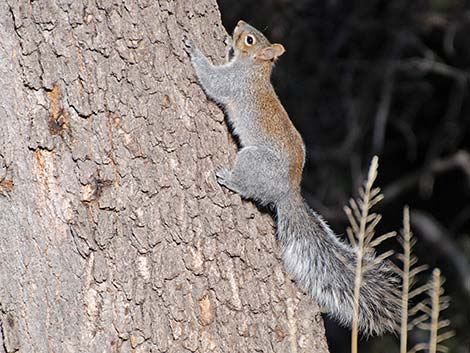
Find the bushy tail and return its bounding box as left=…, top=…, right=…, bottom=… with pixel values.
left=276, top=195, right=400, bottom=335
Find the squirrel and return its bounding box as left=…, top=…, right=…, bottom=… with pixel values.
left=184, top=20, right=400, bottom=335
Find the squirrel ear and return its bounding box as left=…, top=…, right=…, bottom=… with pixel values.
left=256, top=43, right=285, bottom=61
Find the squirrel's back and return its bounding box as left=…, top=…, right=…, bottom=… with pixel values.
left=254, top=86, right=305, bottom=190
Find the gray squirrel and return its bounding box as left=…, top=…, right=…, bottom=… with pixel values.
left=185, top=20, right=400, bottom=335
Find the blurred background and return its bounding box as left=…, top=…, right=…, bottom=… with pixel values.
left=217, top=0, right=470, bottom=352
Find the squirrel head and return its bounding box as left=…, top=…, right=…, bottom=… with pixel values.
left=231, top=20, right=285, bottom=64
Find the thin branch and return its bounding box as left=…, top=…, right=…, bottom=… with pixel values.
left=398, top=57, right=470, bottom=82
left=383, top=150, right=470, bottom=203
left=411, top=209, right=470, bottom=297
left=372, top=65, right=395, bottom=155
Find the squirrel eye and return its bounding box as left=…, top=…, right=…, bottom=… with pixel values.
left=245, top=35, right=255, bottom=46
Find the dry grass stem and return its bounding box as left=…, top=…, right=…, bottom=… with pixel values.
left=409, top=268, right=455, bottom=353
left=397, top=206, right=431, bottom=353
left=346, top=156, right=397, bottom=353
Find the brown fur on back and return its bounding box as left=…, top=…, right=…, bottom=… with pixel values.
left=254, top=82, right=305, bottom=190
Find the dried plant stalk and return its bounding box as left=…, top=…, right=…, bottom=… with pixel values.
left=396, top=206, right=428, bottom=353
left=400, top=206, right=412, bottom=353
left=347, top=156, right=398, bottom=353
left=409, top=268, right=455, bottom=353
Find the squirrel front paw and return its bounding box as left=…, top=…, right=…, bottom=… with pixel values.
left=183, top=38, right=195, bottom=56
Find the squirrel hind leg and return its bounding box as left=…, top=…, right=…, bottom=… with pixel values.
left=216, top=168, right=241, bottom=193
left=217, top=146, right=290, bottom=205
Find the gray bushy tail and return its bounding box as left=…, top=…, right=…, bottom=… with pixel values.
left=276, top=194, right=400, bottom=335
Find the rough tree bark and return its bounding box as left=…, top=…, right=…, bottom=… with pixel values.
left=0, top=1, right=329, bottom=352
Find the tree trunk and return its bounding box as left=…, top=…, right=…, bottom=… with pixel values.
left=0, top=1, right=329, bottom=352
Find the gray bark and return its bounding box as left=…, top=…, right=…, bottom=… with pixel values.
left=0, top=1, right=329, bottom=352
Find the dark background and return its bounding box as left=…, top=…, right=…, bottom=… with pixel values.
left=217, top=1, right=470, bottom=352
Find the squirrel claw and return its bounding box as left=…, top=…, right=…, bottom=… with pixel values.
left=183, top=38, right=194, bottom=55
left=216, top=168, right=232, bottom=187
left=216, top=169, right=243, bottom=195
left=216, top=169, right=240, bottom=194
